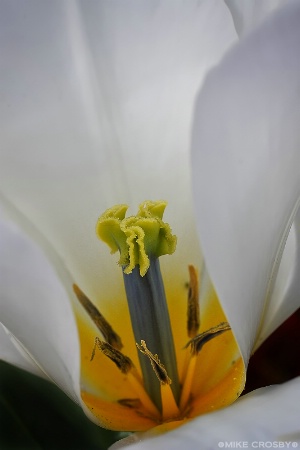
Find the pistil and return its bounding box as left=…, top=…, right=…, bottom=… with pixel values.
left=97, top=201, right=180, bottom=412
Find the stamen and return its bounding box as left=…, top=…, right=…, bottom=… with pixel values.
left=187, top=265, right=200, bottom=338
left=73, top=284, right=123, bottom=350
left=161, top=384, right=181, bottom=420
left=179, top=354, right=197, bottom=411
left=91, top=340, right=160, bottom=417
left=136, top=340, right=171, bottom=385
left=91, top=338, right=133, bottom=374
left=180, top=322, right=231, bottom=410
left=185, top=322, right=231, bottom=356
left=118, top=398, right=142, bottom=409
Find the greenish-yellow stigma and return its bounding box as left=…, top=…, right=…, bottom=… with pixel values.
left=96, top=200, right=177, bottom=276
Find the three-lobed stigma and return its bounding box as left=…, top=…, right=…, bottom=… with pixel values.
left=96, top=200, right=177, bottom=277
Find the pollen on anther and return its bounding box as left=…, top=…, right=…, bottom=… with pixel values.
left=92, top=337, right=133, bottom=374
left=136, top=340, right=171, bottom=385
left=187, top=265, right=200, bottom=338
left=185, top=322, right=231, bottom=356
left=73, top=284, right=123, bottom=350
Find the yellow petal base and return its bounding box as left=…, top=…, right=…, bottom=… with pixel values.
left=73, top=268, right=245, bottom=431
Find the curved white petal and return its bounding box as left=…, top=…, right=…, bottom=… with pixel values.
left=0, top=210, right=80, bottom=403
left=112, top=377, right=300, bottom=449
left=0, top=0, right=237, bottom=304
left=0, top=324, right=46, bottom=379
left=255, top=208, right=300, bottom=348
left=191, top=1, right=300, bottom=363
left=225, top=0, right=286, bottom=37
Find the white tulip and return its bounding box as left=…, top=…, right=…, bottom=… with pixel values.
left=1, top=1, right=299, bottom=448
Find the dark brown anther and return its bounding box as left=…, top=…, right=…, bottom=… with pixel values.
left=136, top=340, right=171, bottom=385
left=185, top=322, right=231, bottom=356
left=187, top=265, right=200, bottom=338
left=91, top=337, right=133, bottom=374
left=118, top=398, right=142, bottom=409
left=73, top=284, right=123, bottom=350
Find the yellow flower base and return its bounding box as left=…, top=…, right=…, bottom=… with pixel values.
left=74, top=269, right=245, bottom=431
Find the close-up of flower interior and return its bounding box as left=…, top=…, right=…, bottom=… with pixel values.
left=1, top=1, right=300, bottom=449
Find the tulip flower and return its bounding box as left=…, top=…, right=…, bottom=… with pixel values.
left=1, top=1, right=300, bottom=449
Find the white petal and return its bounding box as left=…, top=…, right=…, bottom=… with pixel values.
left=112, top=377, right=300, bottom=449
left=225, top=0, right=286, bottom=37
left=191, top=1, right=300, bottom=363
left=0, top=324, right=46, bottom=379
left=255, top=208, right=300, bottom=348
left=0, top=0, right=237, bottom=303
left=0, top=209, right=80, bottom=403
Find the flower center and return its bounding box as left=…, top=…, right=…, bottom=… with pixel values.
left=73, top=201, right=240, bottom=429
